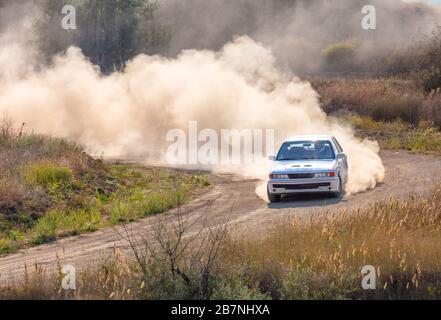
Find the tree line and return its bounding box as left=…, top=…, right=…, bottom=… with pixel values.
left=35, top=0, right=170, bottom=72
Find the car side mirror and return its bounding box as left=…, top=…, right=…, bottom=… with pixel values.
left=337, top=153, right=346, bottom=160
left=268, top=155, right=276, bottom=161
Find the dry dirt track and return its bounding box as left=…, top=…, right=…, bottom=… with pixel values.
left=1, top=150, right=441, bottom=286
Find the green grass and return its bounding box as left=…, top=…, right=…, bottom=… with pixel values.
left=0, top=121, right=210, bottom=254
left=343, top=115, right=441, bottom=154
left=31, top=209, right=103, bottom=245
left=108, top=188, right=188, bottom=224
left=0, top=168, right=209, bottom=252
left=24, top=162, right=73, bottom=187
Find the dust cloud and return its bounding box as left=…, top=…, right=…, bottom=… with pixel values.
left=157, top=0, right=441, bottom=74
left=0, top=25, right=385, bottom=196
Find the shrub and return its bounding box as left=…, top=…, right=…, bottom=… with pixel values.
left=314, top=78, right=420, bottom=121
left=415, top=67, right=441, bottom=92
left=313, top=78, right=441, bottom=128
left=322, top=42, right=356, bottom=71
left=210, top=275, right=269, bottom=300
left=413, top=25, right=441, bottom=92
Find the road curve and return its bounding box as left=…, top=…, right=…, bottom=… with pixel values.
left=0, top=150, right=440, bottom=286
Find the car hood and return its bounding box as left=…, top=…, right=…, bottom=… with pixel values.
left=271, top=160, right=337, bottom=172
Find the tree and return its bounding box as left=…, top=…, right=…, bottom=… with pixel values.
left=413, top=24, right=441, bottom=92
left=36, top=0, right=170, bottom=72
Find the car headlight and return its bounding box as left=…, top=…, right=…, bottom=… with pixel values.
left=269, top=174, right=289, bottom=179
left=314, top=172, right=336, bottom=178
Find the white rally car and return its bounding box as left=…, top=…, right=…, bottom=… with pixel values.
left=267, top=135, right=348, bottom=202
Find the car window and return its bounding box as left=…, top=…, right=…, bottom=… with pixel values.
left=276, top=140, right=335, bottom=161
left=332, top=137, right=344, bottom=153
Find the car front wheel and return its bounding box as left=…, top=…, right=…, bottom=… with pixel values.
left=267, top=188, right=281, bottom=203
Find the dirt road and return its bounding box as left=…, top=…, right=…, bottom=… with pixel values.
left=1, top=150, right=440, bottom=286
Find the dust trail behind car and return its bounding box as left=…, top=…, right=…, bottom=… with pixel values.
left=0, top=11, right=384, bottom=195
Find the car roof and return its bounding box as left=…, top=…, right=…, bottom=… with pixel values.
left=284, top=134, right=334, bottom=142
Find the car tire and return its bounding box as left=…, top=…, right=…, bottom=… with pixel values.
left=267, top=188, right=281, bottom=203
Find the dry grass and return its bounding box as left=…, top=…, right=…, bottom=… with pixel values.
left=220, top=187, right=441, bottom=299
left=313, top=78, right=441, bottom=128
left=4, top=184, right=441, bottom=300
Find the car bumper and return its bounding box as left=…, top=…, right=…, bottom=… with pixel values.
left=267, top=177, right=340, bottom=195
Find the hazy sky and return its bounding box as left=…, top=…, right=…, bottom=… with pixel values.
left=416, top=0, right=441, bottom=4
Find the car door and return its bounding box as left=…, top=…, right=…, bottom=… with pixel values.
left=332, top=138, right=348, bottom=183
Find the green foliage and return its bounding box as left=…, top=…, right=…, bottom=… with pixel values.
left=0, top=117, right=209, bottom=252
left=407, top=127, right=441, bottom=153
left=24, top=162, right=73, bottom=187
left=0, top=238, right=13, bottom=254
left=36, top=0, right=170, bottom=72
left=211, top=276, right=269, bottom=300
left=109, top=200, right=133, bottom=224
left=31, top=209, right=102, bottom=244
left=280, top=267, right=359, bottom=300
left=192, top=175, right=210, bottom=187
left=346, top=115, right=441, bottom=154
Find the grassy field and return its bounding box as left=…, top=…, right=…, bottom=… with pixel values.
left=0, top=117, right=209, bottom=254
left=3, top=183, right=441, bottom=300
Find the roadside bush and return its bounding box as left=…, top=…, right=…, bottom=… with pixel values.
left=210, top=275, right=269, bottom=300
left=280, top=267, right=359, bottom=300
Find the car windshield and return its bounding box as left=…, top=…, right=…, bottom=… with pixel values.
left=276, top=140, right=335, bottom=161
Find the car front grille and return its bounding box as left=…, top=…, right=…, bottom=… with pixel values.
left=273, top=182, right=331, bottom=190
left=287, top=173, right=315, bottom=179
